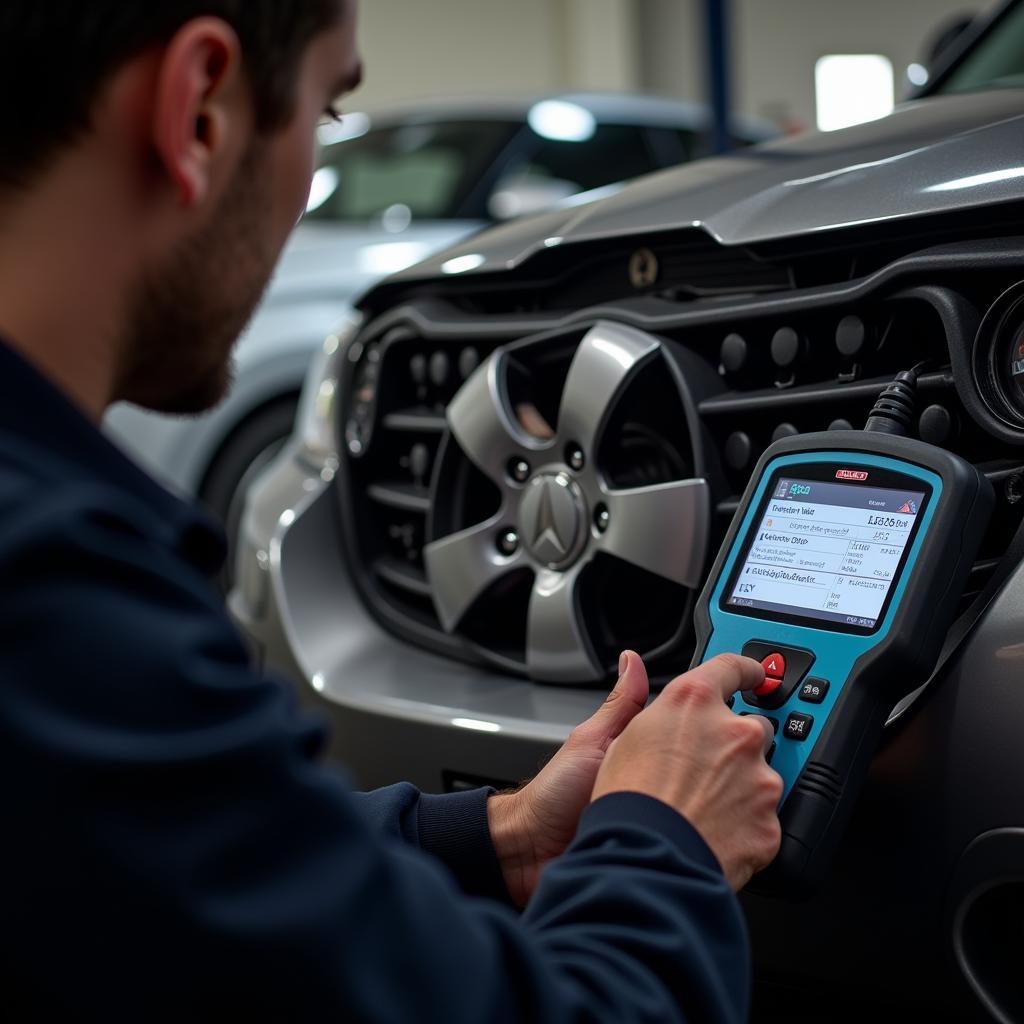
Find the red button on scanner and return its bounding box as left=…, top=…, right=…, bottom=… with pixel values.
left=753, top=675, right=783, bottom=698
left=760, top=652, right=786, bottom=679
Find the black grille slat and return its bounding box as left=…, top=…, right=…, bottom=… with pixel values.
left=372, top=556, right=433, bottom=597
left=382, top=409, right=448, bottom=433
left=366, top=483, right=431, bottom=514
left=658, top=245, right=792, bottom=298
left=699, top=372, right=954, bottom=417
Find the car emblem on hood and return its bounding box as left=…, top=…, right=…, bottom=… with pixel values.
left=629, top=247, right=659, bottom=289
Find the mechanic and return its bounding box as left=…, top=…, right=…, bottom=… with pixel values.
left=0, top=2, right=782, bottom=1019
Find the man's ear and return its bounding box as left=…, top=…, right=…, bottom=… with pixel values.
left=151, top=17, right=247, bottom=208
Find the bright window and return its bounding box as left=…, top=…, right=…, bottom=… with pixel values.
left=815, top=54, right=895, bottom=132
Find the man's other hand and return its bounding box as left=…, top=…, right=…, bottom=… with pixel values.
left=487, top=651, right=649, bottom=907
left=592, top=654, right=783, bottom=891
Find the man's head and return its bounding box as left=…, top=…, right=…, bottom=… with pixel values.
left=0, top=2, right=362, bottom=414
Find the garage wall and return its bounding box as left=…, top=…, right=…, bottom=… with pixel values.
left=350, top=0, right=992, bottom=131
left=635, top=0, right=705, bottom=104
left=351, top=0, right=642, bottom=110
left=353, top=0, right=561, bottom=106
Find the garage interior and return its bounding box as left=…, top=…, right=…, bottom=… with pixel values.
left=4, top=1, right=1022, bottom=1022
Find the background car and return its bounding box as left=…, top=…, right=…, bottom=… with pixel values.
left=233, top=2, right=1024, bottom=1020
left=103, top=92, right=773, bottom=581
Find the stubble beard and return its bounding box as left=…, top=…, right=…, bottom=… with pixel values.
left=116, top=143, right=280, bottom=416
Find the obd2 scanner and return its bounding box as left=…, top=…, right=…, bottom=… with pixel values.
left=691, top=367, right=993, bottom=895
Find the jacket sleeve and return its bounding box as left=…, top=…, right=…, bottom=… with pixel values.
left=351, top=783, right=513, bottom=900
left=1, top=486, right=751, bottom=1023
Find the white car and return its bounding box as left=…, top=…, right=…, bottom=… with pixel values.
left=104, top=92, right=773, bottom=577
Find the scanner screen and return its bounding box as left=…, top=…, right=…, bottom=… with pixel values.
left=726, top=475, right=927, bottom=631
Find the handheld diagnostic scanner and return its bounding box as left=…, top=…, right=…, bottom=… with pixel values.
left=690, top=367, right=993, bottom=895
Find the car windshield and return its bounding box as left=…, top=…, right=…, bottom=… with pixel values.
left=935, top=1, right=1024, bottom=93
left=304, top=118, right=519, bottom=224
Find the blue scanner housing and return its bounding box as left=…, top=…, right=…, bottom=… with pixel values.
left=701, top=451, right=941, bottom=804
left=691, top=430, right=991, bottom=895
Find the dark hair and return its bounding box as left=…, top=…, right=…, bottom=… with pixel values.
left=0, top=1, right=343, bottom=187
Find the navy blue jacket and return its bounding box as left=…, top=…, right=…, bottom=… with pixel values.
left=0, top=340, right=750, bottom=1020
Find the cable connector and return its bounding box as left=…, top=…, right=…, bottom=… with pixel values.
left=864, top=364, right=926, bottom=437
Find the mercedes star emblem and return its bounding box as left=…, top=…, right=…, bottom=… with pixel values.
left=518, top=473, right=584, bottom=569
left=532, top=479, right=568, bottom=557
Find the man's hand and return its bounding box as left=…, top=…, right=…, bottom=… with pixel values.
left=592, top=654, right=783, bottom=891
left=487, top=651, right=649, bottom=907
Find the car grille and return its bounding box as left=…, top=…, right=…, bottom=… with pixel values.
left=337, top=237, right=1024, bottom=685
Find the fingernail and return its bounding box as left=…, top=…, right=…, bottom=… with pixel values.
left=618, top=651, right=629, bottom=675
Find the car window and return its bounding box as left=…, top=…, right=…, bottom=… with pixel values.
left=936, top=2, right=1024, bottom=93
left=306, top=120, right=519, bottom=223
left=648, top=127, right=694, bottom=165
left=516, top=124, right=660, bottom=193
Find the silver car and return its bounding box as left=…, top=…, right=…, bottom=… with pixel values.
left=236, top=2, right=1024, bottom=1019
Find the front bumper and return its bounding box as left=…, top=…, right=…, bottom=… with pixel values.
left=231, top=446, right=608, bottom=791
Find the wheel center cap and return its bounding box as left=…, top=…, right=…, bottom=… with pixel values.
left=518, top=472, right=585, bottom=570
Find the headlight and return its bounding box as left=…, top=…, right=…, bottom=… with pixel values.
left=295, top=311, right=363, bottom=467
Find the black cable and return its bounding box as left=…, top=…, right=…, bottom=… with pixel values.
left=864, top=361, right=929, bottom=437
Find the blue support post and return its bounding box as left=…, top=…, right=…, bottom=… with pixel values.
left=704, top=0, right=733, bottom=154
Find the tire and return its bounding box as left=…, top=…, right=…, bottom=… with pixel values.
left=199, top=397, right=300, bottom=591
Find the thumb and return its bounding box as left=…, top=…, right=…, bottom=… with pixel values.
left=580, top=651, right=649, bottom=748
